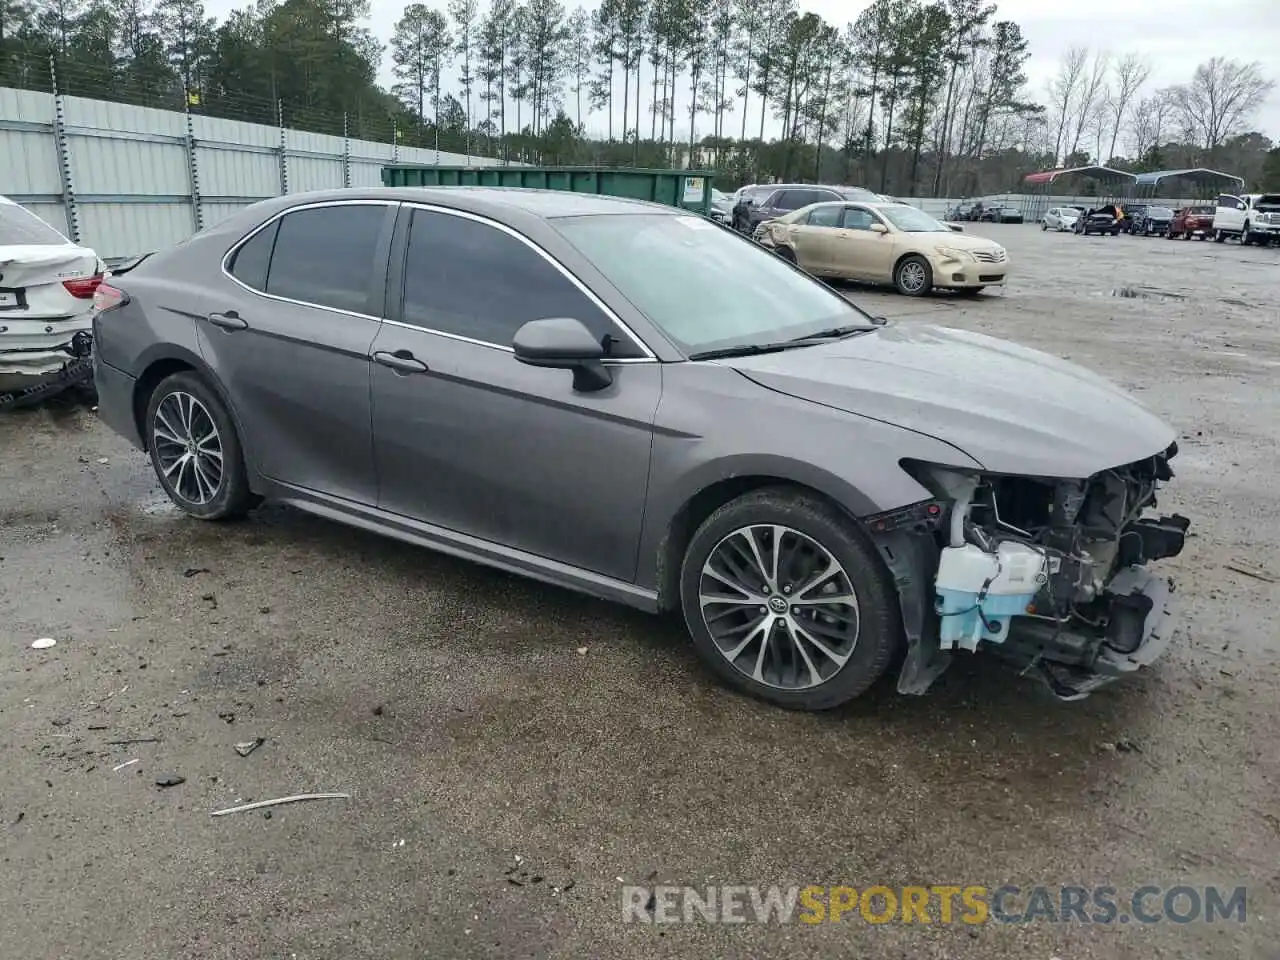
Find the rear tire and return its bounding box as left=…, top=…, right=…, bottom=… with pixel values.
left=679, top=487, right=902, bottom=711
left=144, top=371, right=253, bottom=521
left=894, top=254, right=933, bottom=297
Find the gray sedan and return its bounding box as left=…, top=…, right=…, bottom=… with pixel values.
left=91, top=187, right=1189, bottom=710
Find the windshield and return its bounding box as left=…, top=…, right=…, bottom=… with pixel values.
left=0, top=202, right=68, bottom=246
left=1191, top=206, right=1213, bottom=214
left=554, top=213, right=874, bottom=355
left=879, top=206, right=949, bottom=233
left=1149, top=207, right=1173, bottom=217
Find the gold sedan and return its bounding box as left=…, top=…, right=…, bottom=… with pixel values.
left=755, top=201, right=1010, bottom=297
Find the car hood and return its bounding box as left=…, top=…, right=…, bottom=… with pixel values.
left=723, top=324, right=1175, bottom=478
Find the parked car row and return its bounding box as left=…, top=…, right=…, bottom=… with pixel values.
left=1040, top=194, right=1280, bottom=247
left=945, top=201, right=1025, bottom=224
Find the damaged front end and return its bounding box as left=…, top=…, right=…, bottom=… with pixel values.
left=870, top=445, right=1188, bottom=700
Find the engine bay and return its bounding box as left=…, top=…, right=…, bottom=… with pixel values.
left=895, top=444, right=1189, bottom=697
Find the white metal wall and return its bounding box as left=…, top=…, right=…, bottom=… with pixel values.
left=0, top=86, right=507, bottom=258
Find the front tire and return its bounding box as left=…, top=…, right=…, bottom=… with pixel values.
left=678, top=488, right=902, bottom=710
left=775, top=245, right=797, bottom=265
left=894, top=254, right=932, bottom=297
left=145, top=371, right=253, bottom=521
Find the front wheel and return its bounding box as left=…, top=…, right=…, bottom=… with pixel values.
left=145, top=371, right=254, bottom=521
left=679, top=488, right=902, bottom=710
left=894, top=254, right=933, bottom=297
left=774, top=245, right=797, bottom=265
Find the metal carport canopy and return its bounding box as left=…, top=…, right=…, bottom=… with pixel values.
left=1132, top=168, right=1246, bottom=191
left=1023, top=166, right=1138, bottom=185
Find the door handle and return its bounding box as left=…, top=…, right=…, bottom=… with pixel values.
left=207, top=310, right=247, bottom=331
left=373, top=350, right=428, bottom=374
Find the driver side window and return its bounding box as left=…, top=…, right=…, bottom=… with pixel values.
left=401, top=209, right=644, bottom=357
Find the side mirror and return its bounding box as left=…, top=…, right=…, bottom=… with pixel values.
left=512, top=317, right=613, bottom=392
left=870, top=222, right=889, bottom=234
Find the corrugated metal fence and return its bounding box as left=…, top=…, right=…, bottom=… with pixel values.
left=0, top=86, right=501, bottom=259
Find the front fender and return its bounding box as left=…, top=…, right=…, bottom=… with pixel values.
left=635, top=362, right=980, bottom=592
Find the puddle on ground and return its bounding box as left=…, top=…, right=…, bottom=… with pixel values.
left=136, top=491, right=182, bottom=518
left=1111, top=285, right=1187, bottom=301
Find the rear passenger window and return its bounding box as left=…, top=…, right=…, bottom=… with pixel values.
left=806, top=206, right=842, bottom=227
left=228, top=220, right=277, bottom=291
left=401, top=210, right=644, bottom=357
left=264, top=204, right=387, bottom=315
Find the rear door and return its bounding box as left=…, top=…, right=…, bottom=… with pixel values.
left=788, top=203, right=845, bottom=273
left=201, top=199, right=395, bottom=504
left=368, top=204, right=661, bottom=581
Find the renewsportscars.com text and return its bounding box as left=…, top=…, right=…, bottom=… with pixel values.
left=621, top=884, right=1247, bottom=925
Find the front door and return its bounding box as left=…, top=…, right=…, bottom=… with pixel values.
left=834, top=205, right=897, bottom=282
left=369, top=206, right=661, bottom=582
left=201, top=200, right=395, bottom=504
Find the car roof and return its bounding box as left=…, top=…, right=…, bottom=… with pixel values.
left=239, top=185, right=681, bottom=222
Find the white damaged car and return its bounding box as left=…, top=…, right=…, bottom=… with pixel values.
left=0, top=196, right=104, bottom=407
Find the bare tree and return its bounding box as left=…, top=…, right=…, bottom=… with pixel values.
left=1046, top=46, right=1086, bottom=166
left=1169, top=57, right=1275, bottom=151
left=1130, top=88, right=1172, bottom=160
left=1067, top=49, right=1109, bottom=159
left=1106, top=51, right=1150, bottom=161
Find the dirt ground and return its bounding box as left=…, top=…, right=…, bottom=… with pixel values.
left=2, top=224, right=1278, bottom=959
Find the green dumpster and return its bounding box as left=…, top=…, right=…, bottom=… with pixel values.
left=380, top=165, right=715, bottom=216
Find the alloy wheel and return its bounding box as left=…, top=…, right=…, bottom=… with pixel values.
left=697, top=524, right=860, bottom=690
left=152, top=391, right=224, bottom=505
left=898, top=260, right=927, bottom=293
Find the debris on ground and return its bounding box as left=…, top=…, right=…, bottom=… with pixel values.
left=182, top=567, right=209, bottom=578
left=1225, top=561, right=1276, bottom=584
left=107, top=737, right=161, bottom=746
left=1115, top=739, right=1142, bottom=753
left=113, top=759, right=140, bottom=772
left=210, top=793, right=350, bottom=817
left=218, top=711, right=235, bottom=724
left=576, top=647, right=588, bottom=655
left=372, top=704, right=385, bottom=716
left=155, top=775, right=185, bottom=788
left=30, top=637, right=57, bottom=649
left=234, top=738, right=265, bottom=757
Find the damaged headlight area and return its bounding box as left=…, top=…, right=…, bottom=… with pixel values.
left=875, top=448, right=1188, bottom=700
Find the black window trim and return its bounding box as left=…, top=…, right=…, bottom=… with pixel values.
left=220, top=198, right=398, bottom=321
left=385, top=200, right=656, bottom=363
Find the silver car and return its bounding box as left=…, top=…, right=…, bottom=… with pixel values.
left=1041, top=206, right=1083, bottom=232
left=92, top=187, right=1189, bottom=710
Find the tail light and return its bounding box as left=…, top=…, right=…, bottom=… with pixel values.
left=63, top=274, right=103, bottom=299
left=92, top=282, right=129, bottom=313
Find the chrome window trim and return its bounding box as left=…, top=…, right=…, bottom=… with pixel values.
left=219, top=198, right=397, bottom=322
left=399, top=201, right=657, bottom=362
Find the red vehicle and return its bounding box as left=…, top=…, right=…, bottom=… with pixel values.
left=1167, top=205, right=1214, bottom=240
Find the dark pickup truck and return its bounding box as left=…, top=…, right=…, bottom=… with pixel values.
left=1074, top=204, right=1123, bottom=236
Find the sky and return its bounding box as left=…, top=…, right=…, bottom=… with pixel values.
left=205, top=0, right=1280, bottom=146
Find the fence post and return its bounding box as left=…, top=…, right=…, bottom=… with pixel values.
left=184, top=99, right=204, bottom=233
left=277, top=99, right=288, bottom=195
left=48, top=57, right=80, bottom=244
left=342, top=112, right=351, bottom=188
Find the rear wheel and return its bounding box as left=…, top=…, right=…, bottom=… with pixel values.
left=894, top=254, right=932, bottom=297
left=145, top=371, right=253, bottom=521
left=679, top=488, right=902, bottom=710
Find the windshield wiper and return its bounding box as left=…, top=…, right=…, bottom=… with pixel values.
left=790, top=322, right=881, bottom=341
left=688, top=324, right=881, bottom=361
left=687, top=342, right=802, bottom=361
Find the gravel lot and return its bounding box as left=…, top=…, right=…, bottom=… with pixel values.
left=2, top=224, right=1278, bottom=959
